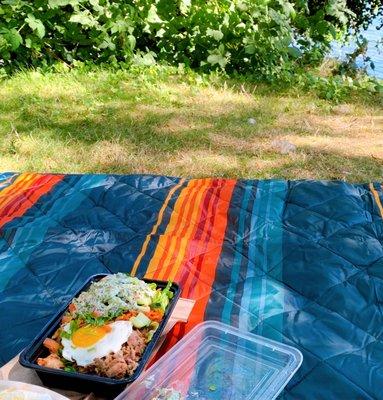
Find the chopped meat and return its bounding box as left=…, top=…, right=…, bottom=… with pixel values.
left=37, top=353, right=64, bottom=369
left=85, top=329, right=147, bottom=379
left=43, top=338, right=61, bottom=354
left=51, top=327, right=61, bottom=340
left=92, top=351, right=128, bottom=379
left=121, top=330, right=146, bottom=375
left=68, top=303, right=76, bottom=313
left=61, top=314, right=72, bottom=324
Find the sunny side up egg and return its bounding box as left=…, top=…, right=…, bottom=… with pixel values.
left=61, top=320, right=133, bottom=367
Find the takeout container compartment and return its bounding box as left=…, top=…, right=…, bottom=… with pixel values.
left=19, top=273, right=180, bottom=398
left=116, top=320, right=303, bottom=400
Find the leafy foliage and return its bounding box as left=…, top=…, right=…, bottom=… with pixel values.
left=296, top=71, right=383, bottom=101
left=308, top=0, right=383, bottom=30
left=345, top=0, right=382, bottom=29
left=0, top=0, right=357, bottom=78
left=309, top=0, right=383, bottom=31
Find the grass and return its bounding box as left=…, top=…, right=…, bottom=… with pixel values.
left=0, top=65, right=382, bottom=182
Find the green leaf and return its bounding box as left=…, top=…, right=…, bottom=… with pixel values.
left=294, top=14, right=309, bottom=30
left=282, top=2, right=296, bottom=17
left=268, top=9, right=285, bottom=25
left=25, top=14, right=45, bottom=39
left=89, top=0, right=103, bottom=13
left=0, top=28, right=22, bottom=51
left=207, top=53, right=228, bottom=68
left=156, top=28, right=166, bottom=38
left=147, top=5, right=163, bottom=24
left=110, top=18, right=131, bottom=34
left=69, top=12, right=97, bottom=27
left=206, top=28, right=224, bottom=41
left=315, top=20, right=331, bottom=36
left=288, top=46, right=302, bottom=58
left=99, top=37, right=116, bottom=51
left=179, top=0, right=191, bottom=15
left=236, top=1, right=248, bottom=12
left=48, top=0, right=72, bottom=8
left=127, top=34, right=136, bottom=50
left=133, top=51, right=157, bottom=66
left=25, top=37, right=32, bottom=48
left=245, top=44, right=256, bottom=55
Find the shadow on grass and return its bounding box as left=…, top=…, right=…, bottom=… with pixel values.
left=0, top=69, right=381, bottom=181
left=0, top=89, right=257, bottom=151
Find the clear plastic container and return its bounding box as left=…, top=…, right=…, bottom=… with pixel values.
left=116, top=320, right=303, bottom=400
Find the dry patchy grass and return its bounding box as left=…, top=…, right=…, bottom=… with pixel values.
left=0, top=67, right=382, bottom=182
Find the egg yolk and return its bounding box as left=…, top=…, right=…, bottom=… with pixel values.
left=72, top=325, right=112, bottom=348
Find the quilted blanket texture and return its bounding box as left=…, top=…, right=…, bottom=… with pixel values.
left=0, top=173, right=382, bottom=399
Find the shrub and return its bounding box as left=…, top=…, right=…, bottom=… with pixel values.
left=0, top=0, right=375, bottom=79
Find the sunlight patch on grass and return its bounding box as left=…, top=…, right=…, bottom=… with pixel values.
left=285, top=132, right=383, bottom=158
left=0, top=66, right=382, bottom=181
left=174, top=150, right=241, bottom=177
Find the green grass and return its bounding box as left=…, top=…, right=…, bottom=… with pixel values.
left=0, top=65, right=382, bottom=182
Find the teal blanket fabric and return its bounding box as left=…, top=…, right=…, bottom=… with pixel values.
left=0, top=173, right=382, bottom=399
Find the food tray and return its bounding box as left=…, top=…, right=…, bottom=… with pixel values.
left=19, top=274, right=180, bottom=398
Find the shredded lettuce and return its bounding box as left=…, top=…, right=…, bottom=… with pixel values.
left=62, top=357, right=76, bottom=372
left=146, top=321, right=159, bottom=343
left=64, top=365, right=76, bottom=373
left=151, top=281, right=173, bottom=312
left=80, top=308, right=125, bottom=326
left=60, top=319, right=80, bottom=339
left=148, top=283, right=157, bottom=290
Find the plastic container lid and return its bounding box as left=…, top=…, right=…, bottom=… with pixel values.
left=116, top=320, right=303, bottom=400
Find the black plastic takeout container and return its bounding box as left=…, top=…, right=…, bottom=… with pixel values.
left=19, top=273, right=181, bottom=398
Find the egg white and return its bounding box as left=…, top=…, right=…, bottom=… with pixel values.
left=61, top=320, right=133, bottom=367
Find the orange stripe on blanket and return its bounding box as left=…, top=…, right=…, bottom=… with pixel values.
left=130, top=178, right=186, bottom=277
left=145, top=179, right=210, bottom=280
left=157, top=179, right=212, bottom=282
left=0, top=173, right=64, bottom=228
left=175, top=179, right=235, bottom=326
left=0, top=174, right=35, bottom=208
left=147, top=178, right=236, bottom=367
left=369, top=183, right=383, bottom=218
left=4, top=175, right=52, bottom=216
left=179, top=179, right=223, bottom=297
left=150, top=180, right=201, bottom=280
left=0, top=174, right=42, bottom=214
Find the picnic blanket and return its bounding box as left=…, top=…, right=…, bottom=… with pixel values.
left=0, top=172, right=382, bottom=399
